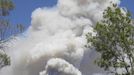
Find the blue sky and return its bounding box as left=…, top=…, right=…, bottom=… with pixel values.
left=120, top=0, right=134, bottom=17
left=8, top=0, right=134, bottom=29
left=9, top=0, right=57, bottom=28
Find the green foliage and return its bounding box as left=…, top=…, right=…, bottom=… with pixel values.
left=0, top=0, right=14, bottom=16
left=0, top=52, right=10, bottom=68
left=86, top=4, right=134, bottom=75
left=0, top=0, right=25, bottom=69
left=0, top=0, right=14, bottom=69
left=0, top=0, right=24, bottom=69
left=0, top=0, right=14, bottom=40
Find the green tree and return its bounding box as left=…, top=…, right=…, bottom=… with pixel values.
left=0, top=0, right=14, bottom=69
left=86, top=4, right=134, bottom=75
left=0, top=0, right=24, bottom=69
left=0, top=0, right=14, bottom=16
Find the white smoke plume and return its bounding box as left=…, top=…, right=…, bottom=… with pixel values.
left=0, top=0, right=120, bottom=75
left=40, top=58, right=82, bottom=75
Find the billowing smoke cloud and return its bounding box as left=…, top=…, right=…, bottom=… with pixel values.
left=0, top=0, right=120, bottom=75
left=40, top=58, right=82, bottom=75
